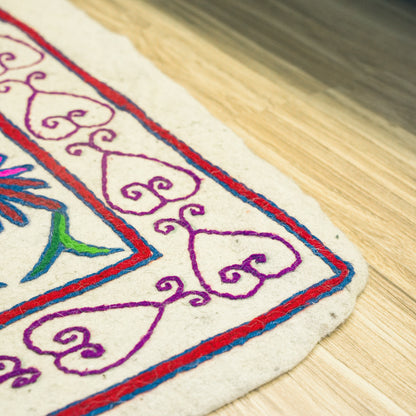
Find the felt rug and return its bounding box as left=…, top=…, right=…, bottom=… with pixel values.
left=0, top=1, right=367, bottom=415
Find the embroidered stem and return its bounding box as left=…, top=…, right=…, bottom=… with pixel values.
left=21, top=211, right=121, bottom=283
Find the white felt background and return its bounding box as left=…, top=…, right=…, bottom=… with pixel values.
left=0, top=1, right=367, bottom=415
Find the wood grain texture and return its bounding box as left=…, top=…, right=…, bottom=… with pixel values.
left=69, top=0, right=416, bottom=414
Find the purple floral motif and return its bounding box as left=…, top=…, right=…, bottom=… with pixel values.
left=154, top=204, right=302, bottom=300
left=0, top=71, right=114, bottom=140
left=24, top=276, right=210, bottom=376
left=66, top=129, right=201, bottom=216
left=0, top=355, right=41, bottom=388
left=0, top=35, right=44, bottom=76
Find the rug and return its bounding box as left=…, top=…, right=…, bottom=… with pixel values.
left=0, top=1, right=367, bottom=415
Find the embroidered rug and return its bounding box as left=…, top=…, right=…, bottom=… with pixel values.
left=0, top=1, right=367, bottom=415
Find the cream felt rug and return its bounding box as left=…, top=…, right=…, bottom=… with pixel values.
left=0, top=1, right=367, bottom=415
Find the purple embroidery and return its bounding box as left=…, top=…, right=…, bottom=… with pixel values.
left=0, top=71, right=115, bottom=140
left=22, top=203, right=302, bottom=375
left=154, top=204, right=302, bottom=299
left=0, top=35, right=44, bottom=76
left=66, top=129, right=201, bottom=216
left=24, top=276, right=210, bottom=376
left=0, top=355, right=40, bottom=388
left=1, top=32, right=304, bottom=385
left=0, top=40, right=199, bottom=215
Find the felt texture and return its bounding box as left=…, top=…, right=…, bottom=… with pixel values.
left=0, top=1, right=367, bottom=415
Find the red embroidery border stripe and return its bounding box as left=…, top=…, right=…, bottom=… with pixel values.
left=0, top=8, right=352, bottom=416
left=0, top=8, right=343, bottom=272
left=0, top=103, right=153, bottom=327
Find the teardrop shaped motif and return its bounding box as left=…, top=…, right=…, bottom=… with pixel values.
left=26, top=90, right=115, bottom=140
left=154, top=204, right=302, bottom=300
left=25, top=305, right=162, bottom=375
left=23, top=276, right=210, bottom=375
left=66, top=129, right=201, bottom=216
left=103, top=152, right=201, bottom=216
left=0, top=35, right=44, bottom=76
left=0, top=71, right=114, bottom=140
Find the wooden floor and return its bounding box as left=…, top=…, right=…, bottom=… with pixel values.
left=70, top=0, right=416, bottom=414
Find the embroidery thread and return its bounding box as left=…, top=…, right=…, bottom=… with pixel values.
left=24, top=276, right=210, bottom=376
left=0, top=71, right=115, bottom=140
left=66, top=128, right=201, bottom=216
left=0, top=355, right=40, bottom=388
left=0, top=11, right=354, bottom=414
left=0, top=38, right=201, bottom=216
left=0, top=35, right=44, bottom=76
left=0, top=153, right=121, bottom=285
left=154, top=204, right=302, bottom=299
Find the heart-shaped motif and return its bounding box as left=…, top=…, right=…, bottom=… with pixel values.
left=154, top=204, right=302, bottom=299
left=0, top=71, right=114, bottom=140
left=24, top=276, right=210, bottom=375
left=26, top=90, right=115, bottom=140
left=66, top=128, right=201, bottom=216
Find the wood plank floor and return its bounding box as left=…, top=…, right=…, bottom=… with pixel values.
left=70, top=0, right=416, bottom=414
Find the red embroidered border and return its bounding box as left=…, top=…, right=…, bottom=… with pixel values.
left=0, top=105, right=153, bottom=328
left=0, top=8, right=352, bottom=416
left=0, top=9, right=344, bottom=276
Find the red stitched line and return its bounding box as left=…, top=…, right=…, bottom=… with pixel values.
left=0, top=178, right=45, bottom=188
left=0, top=9, right=340, bottom=268
left=0, top=188, right=63, bottom=210
left=0, top=8, right=350, bottom=415
left=0, top=115, right=151, bottom=255
left=0, top=252, right=145, bottom=326
left=56, top=268, right=348, bottom=416
left=0, top=116, right=152, bottom=328
left=0, top=9, right=339, bottom=268
left=0, top=200, right=24, bottom=223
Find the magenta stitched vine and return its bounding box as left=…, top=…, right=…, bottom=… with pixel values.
left=0, top=33, right=307, bottom=388
left=0, top=355, right=40, bottom=388
left=0, top=37, right=201, bottom=216
left=66, top=128, right=201, bottom=216
left=154, top=204, right=302, bottom=299
left=22, top=212, right=302, bottom=374
left=0, top=35, right=44, bottom=76
left=0, top=71, right=115, bottom=140
left=24, top=276, right=210, bottom=376
left=0, top=153, right=121, bottom=286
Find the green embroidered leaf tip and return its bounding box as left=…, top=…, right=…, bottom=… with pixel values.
left=21, top=211, right=123, bottom=283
